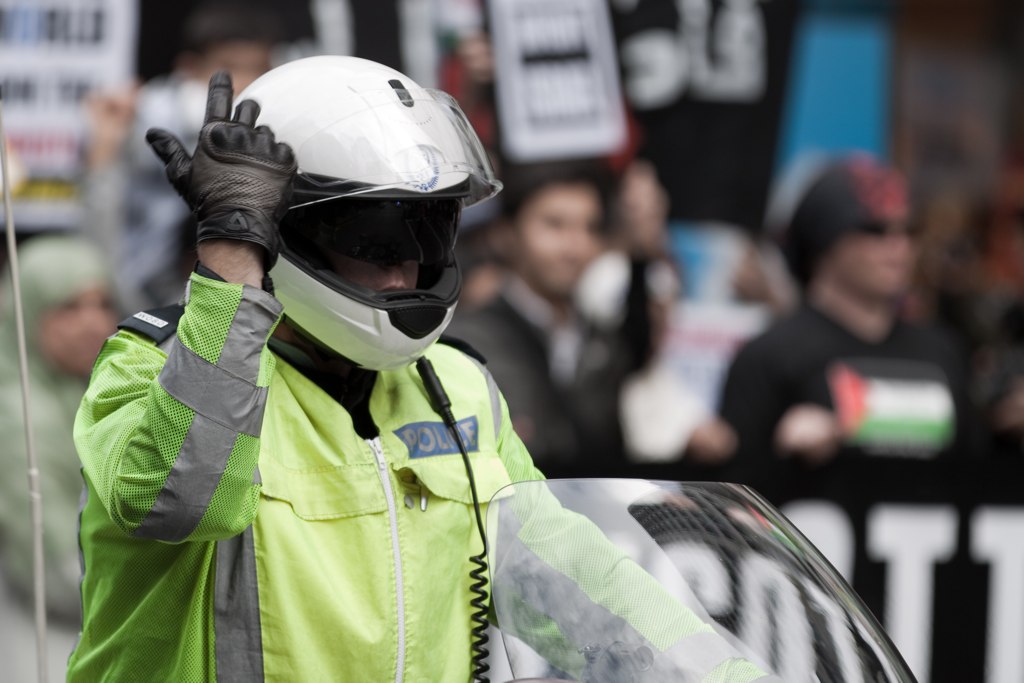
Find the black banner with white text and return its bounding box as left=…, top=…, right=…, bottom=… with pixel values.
left=610, top=0, right=800, bottom=229
left=547, top=457, right=1024, bottom=683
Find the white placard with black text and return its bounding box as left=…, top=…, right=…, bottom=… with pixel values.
left=0, top=0, right=137, bottom=230
left=487, top=0, right=626, bottom=162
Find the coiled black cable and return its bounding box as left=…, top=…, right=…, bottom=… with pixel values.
left=416, top=358, right=491, bottom=682
left=466, top=548, right=492, bottom=682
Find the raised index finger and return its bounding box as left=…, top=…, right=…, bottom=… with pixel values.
left=204, top=70, right=234, bottom=124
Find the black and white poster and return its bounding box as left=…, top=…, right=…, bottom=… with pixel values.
left=0, top=0, right=137, bottom=230
left=487, top=0, right=627, bottom=162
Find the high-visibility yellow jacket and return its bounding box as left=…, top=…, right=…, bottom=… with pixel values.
left=70, top=272, right=771, bottom=682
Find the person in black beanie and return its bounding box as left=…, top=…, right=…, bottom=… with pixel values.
left=718, top=154, right=983, bottom=468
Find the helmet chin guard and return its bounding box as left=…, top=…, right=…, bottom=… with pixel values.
left=271, top=257, right=459, bottom=371
left=240, top=55, right=499, bottom=368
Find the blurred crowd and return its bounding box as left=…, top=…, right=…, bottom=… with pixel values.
left=2, top=0, right=1024, bottom=677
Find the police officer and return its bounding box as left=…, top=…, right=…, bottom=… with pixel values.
left=71, top=56, right=772, bottom=682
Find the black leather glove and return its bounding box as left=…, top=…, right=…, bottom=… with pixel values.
left=146, top=70, right=297, bottom=269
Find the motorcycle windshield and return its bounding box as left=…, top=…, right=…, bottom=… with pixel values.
left=486, top=479, right=915, bottom=683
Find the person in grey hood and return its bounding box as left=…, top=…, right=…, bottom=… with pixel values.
left=0, top=235, right=116, bottom=681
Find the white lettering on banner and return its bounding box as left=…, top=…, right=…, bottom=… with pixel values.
left=664, top=541, right=733, bottom=615
left=656, top=538, right=894, bottom=678
left=619, top=29, right=683, bottom=110
left=866, top=505, right=957, bottom=683
left=638, top=503, right=1024, bottom=680
left=970, top=508, right=1024, bottom=683
left=782, top=502, right=1024, bottom=681
left=782, top=500, right=855, bottom=579
left=738, top=554, right=814, bottom=679
left=803, top=580, right=865, bottom=681
left=619, top=0, right=768, bottom=110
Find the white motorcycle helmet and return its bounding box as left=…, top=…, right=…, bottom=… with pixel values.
left=237, top=55, right=501, bottom=370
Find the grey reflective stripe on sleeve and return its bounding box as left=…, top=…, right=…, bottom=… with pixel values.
left=136, top=414, right=238, bottom=540
left=216, top=287, right=283, bottom=383
left=159, top=339, right=268, bottom=437
left=157, top=334, right=177, bottom=355
left=215, top=527, right=264, bottom=681
left=73, top=475, right=89, bottom=656
left=467, top=356, right=502, bottom=440
left=140, top=290, right=279, bottom=541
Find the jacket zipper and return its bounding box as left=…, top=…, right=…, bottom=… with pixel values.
left=369, top=437, right=406, bottom=683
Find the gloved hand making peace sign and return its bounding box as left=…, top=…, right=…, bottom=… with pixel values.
left=146, top=70, right=297, bottom=271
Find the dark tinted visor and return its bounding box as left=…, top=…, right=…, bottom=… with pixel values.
left=285, top=199, right=461, bottom=266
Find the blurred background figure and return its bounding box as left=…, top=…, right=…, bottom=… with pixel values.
left=82, top=0, right=283, bottom=313
left=450, top=159, right=654, bottom=469
left=958, top=160, right=1024, bottom=457
left=730, top=234, right=800, bottom=316
left=0, top=235, right=117, bottom=682
left=578, top=159, right=740, bottom=466
left=903, top=189, right=988, bottom=333
left=438, top=13, right=497, bottom=160
left=718, top=154, right=982, bottom=469
left=451, top=189, right=505, bottom=313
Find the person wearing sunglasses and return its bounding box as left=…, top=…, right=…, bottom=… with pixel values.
left=718, top=154, right=981, bottom=471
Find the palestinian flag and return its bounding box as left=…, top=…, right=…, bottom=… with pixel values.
left=827, top=360, right=955, bottom=457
